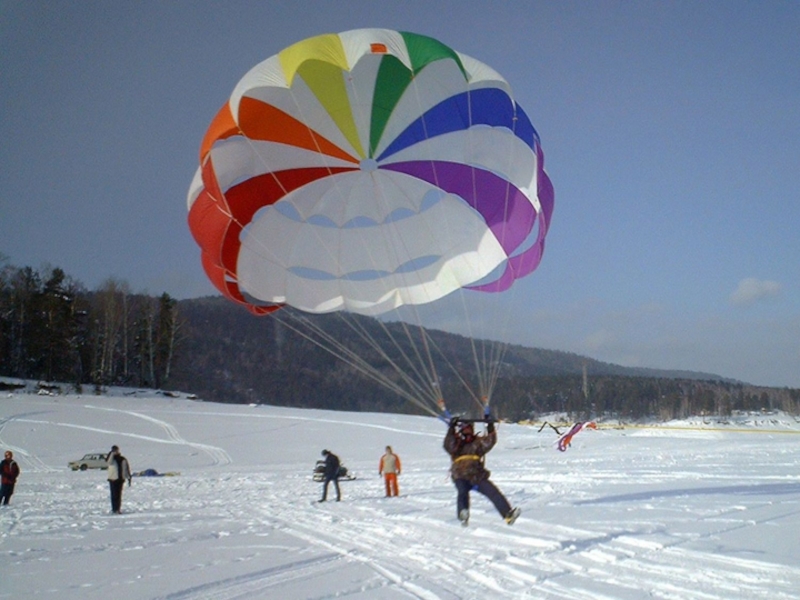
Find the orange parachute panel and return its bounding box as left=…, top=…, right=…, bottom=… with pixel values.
left=237, top=97, right=358, bottom=164
left=199, top=103, right=238, bottom=162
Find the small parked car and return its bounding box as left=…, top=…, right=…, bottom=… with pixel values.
left=68, top=453, right=109, bottom=471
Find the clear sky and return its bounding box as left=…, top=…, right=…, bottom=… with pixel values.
left=2, top=1, right=799, bottom=387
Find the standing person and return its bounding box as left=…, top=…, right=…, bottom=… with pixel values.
left=106, top=445, right=132, bottom=514
left=318, top=449, right=341, bottom=502
left=379, top=446, right=402, bottom=497
left=443, top=418, right=520, bottom=526
left=0, top=450, right=20, bottom=506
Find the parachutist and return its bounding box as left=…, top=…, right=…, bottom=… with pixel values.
left=443, top=419, right=519, bottom=526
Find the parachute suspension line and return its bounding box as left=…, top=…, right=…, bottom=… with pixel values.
left=336, top=314, right=444, bottom=408
left=381, top=64, right=448, bottom=404
left=481, top=102, right=530, bottom=406
left=272, top=310, right=439, bottom=416
left=325, top=307, right=437, bottom=404
left=341, top=78, right=446, bottom=408
left=317, top=316, right=435, bottom=411
left=358, top=312, right=442, bottom=407
left=300, top=62, right=450, bottom=414
left=189, top=31, right=554, bottom=423
left=450, top=266, right=495, bottom=410
left=343, top=170, right=444, bottom=410
left=218, top=119, right=444, bottom=413
left=439, top=84, right=495, bottom=411
left=275, top=305, right=441, bottom=415
left=416, top=327, right=485, bottom=408
left=387, top=65, right=503, bottom=413
left=228, top=67, right=441, bottom=416
left=385, top=64, right=481, bottom=410
left=462, top=85, right=489, bottom=403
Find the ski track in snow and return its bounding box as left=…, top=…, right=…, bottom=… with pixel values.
left=145, top=474, right=800, bottom=600
left=1, top=393, right=800, bottom=599
left=0, top=413, right=59, bottom=473
left=159, top=469, right=800, bottom=600
left=4, top=404, right=232, bottom=470
left=82, top=405, right=232, bottom=466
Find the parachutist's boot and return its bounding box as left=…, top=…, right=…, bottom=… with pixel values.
left=458, top=508, right=469, bottom=526
left=505, top=507, right=521, bottom=525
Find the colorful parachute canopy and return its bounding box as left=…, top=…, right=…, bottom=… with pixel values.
left=187, top=29, right=554, bottom=317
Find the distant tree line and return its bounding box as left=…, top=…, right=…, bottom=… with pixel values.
left=2, top=260, right=798, bottom=420
left=492, top=375, right=800, bottom=422
left=167, top=296, right=800, bottom=422
left=0, top=261, right=180, bottom=391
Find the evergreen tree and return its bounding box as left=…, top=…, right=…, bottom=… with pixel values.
left=40, top=268, right=79, bottom=382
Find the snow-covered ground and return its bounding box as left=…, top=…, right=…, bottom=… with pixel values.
left=1, top=388, right=799, bottom=599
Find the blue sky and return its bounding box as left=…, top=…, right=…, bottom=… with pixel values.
left=2, top=1, right=799, bottom=387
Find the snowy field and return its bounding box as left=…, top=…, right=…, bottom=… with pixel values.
left=1, top=388, right=799, bottom=600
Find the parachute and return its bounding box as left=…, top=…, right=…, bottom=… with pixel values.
left=187, top=29, right=554, bottom=417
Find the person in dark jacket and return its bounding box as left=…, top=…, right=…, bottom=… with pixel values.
left=106, top=445, right=132, bottom=514
left=1, top=450, right=20, bottom=505
left=318, top=449, right=341, bottom=502
left=443, top=419, right=520, bottom=526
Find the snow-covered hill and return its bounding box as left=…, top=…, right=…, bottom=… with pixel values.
left=1, top=388, right=799, bottom=599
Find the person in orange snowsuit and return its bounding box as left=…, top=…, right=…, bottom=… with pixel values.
left=379, top=446, right=402, bottom=497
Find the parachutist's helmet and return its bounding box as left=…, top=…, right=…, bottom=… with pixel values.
left=458, top=422, right=475, bottom=440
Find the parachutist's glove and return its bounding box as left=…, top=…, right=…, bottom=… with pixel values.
left=487, top=421, right=495, bottom=434
left=449, top=417, right=460, bottom=429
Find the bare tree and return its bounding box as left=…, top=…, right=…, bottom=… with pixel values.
left=94, top=278, right=128, bottom=385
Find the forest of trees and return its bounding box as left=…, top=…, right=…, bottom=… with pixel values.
left=2, top=261, right=799, bottom=422
left=0, top=262, right=180, bottom=391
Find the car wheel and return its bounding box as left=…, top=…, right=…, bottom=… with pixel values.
left=80, top=464, right=88, bottom=471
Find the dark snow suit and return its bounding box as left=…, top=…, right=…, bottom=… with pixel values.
left=107, top=452, right=132, bottom=513
left=320, top=451, right=341, bottom=501
left=0, top=458, right=20, bottom=505
left=444, top=422, right=512, bottom=519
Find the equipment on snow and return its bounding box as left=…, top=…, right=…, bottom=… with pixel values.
left=557, top=421, right=597, bottom=452
left=312, top=460, right=356, bottom=482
